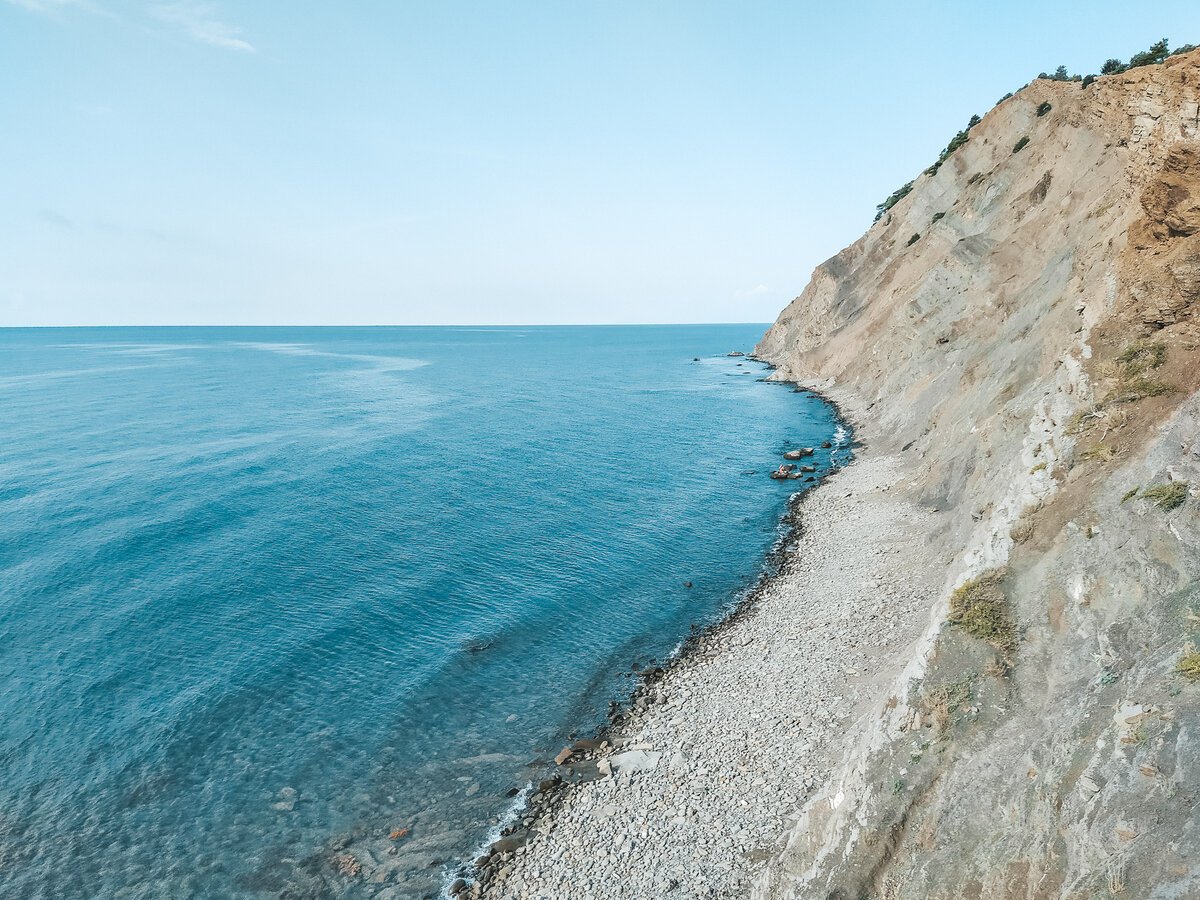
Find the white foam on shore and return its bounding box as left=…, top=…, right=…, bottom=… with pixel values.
left=441, top=780, right=533, bottom=897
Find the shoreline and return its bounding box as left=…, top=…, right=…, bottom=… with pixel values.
left=449, top=380, right=856, bottom=895
left=457, top=393, right=942, bottom=898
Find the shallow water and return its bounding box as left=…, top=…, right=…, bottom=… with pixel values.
left=0, top=325, right=843, bottom=898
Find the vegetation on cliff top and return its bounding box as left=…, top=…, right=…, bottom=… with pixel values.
left=873, top=37, right=1195, bottom=222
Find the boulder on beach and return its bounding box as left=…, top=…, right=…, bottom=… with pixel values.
left=609, top=749, right=662, bottom=774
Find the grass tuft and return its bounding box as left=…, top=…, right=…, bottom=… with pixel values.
left=1121, top=486, right=1140, bottom=503
left=1142, top=481, right=1189, bottom=511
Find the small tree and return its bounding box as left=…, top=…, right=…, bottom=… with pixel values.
left=1100, top=58, right=1126, bottom=75
left=1054, top=65, right=1069, bottom=81
left=1129, top=38, right=1169, bottom=68
left=968, top=114, right=981, bottom=128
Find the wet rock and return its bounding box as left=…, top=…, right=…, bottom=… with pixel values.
left=784, top=448, right=815, bottom=460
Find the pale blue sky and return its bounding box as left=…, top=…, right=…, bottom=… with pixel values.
left=2, top=2, right=1196, bottom=326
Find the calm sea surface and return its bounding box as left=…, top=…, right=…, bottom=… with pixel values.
left=0, top=326, right=843, bottom=898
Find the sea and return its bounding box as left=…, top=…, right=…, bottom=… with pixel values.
left=0, top=325, right=845, bottom=898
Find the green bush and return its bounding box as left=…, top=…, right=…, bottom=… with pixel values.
left=1036, top=101, right=1052, bottom=117
left=1178, top=644, right=1200, bottom=681
left=925, top=115, right=980, bottom=175
left=1171, top=44, right=1198, bottom=57
left=906, top=233, right=921, bottom=246
left=875, top=180, right=914, bottom=222
left=1101, top=58, right=1127, bottom=75
left=932, top=212, right=946, bottom=223
left=1082, top=74, right=1097, bottom=88
left=1013, top=136, right=1030, bottom=154
left=1129, top=38, right=1170, bottom=68
left=949, top=570, right=1017, bottom=657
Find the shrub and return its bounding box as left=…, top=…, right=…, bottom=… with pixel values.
left=997, top=92, right=1014, bottom=105
left=1036, top=101, right=1052, bottom=117
left=1010, top=515, right=1035, bottom=544
left=1121, top=486, right=1139, bottom=503
left=1178, top=644, right=1200, bottom=681
left=1170, top=44, right=1198, bottom=57
left=926, top=115, right=980, bottom=175
left=1117, top=339, right=1167, bottom=372
left=925, top=674, right=977, bottom=733
left=1013, top=136, right=1030, bottom=154
left=906, top=233, right=921, bottom=246
left=1129, top=38, right=1170, bottom=69
left=932, top=212, right=946, bottom=223
left=948, top=570, right=1017, bottom=657
left=875, top=180, right=914, bottom=222
left=1142, top=481, right=1189, bottom=510
left=1082, top=74, right=1097, bottom=88
left=1110, top=340, right=1171, bottom=402
left=1082, top=443, right=1121, bottom=463
left=1101, top=58, right=1127, bottom=75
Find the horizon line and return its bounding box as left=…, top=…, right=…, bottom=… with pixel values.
left=0, top=321, right=774, bottom=330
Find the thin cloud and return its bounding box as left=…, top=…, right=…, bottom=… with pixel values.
left=149, top=1, right=254, bottom=52
left=38, top=209, right=74, bottom=228
left=734, top=284, right=771, bottom=300
left=5, top=0, right=96, bottom=16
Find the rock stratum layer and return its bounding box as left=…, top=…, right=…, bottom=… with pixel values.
left=754, top=50, right=1200, bottom=900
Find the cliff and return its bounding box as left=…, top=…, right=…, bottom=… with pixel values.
left=754, top=49, right=1200, bottom=899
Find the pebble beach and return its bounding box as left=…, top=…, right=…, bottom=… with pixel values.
left=471, top=451, right=939, bottom=899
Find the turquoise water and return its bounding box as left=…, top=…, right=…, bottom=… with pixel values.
left=0, top=326, right=843, bottom=898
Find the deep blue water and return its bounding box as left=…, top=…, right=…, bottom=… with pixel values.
left=0, top=326, right=843, bottom=899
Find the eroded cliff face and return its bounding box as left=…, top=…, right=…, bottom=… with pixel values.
left=754, top=50, right=1200, bottom=900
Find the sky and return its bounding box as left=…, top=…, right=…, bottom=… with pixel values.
left=2, top=2, right=1197, bottom=326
